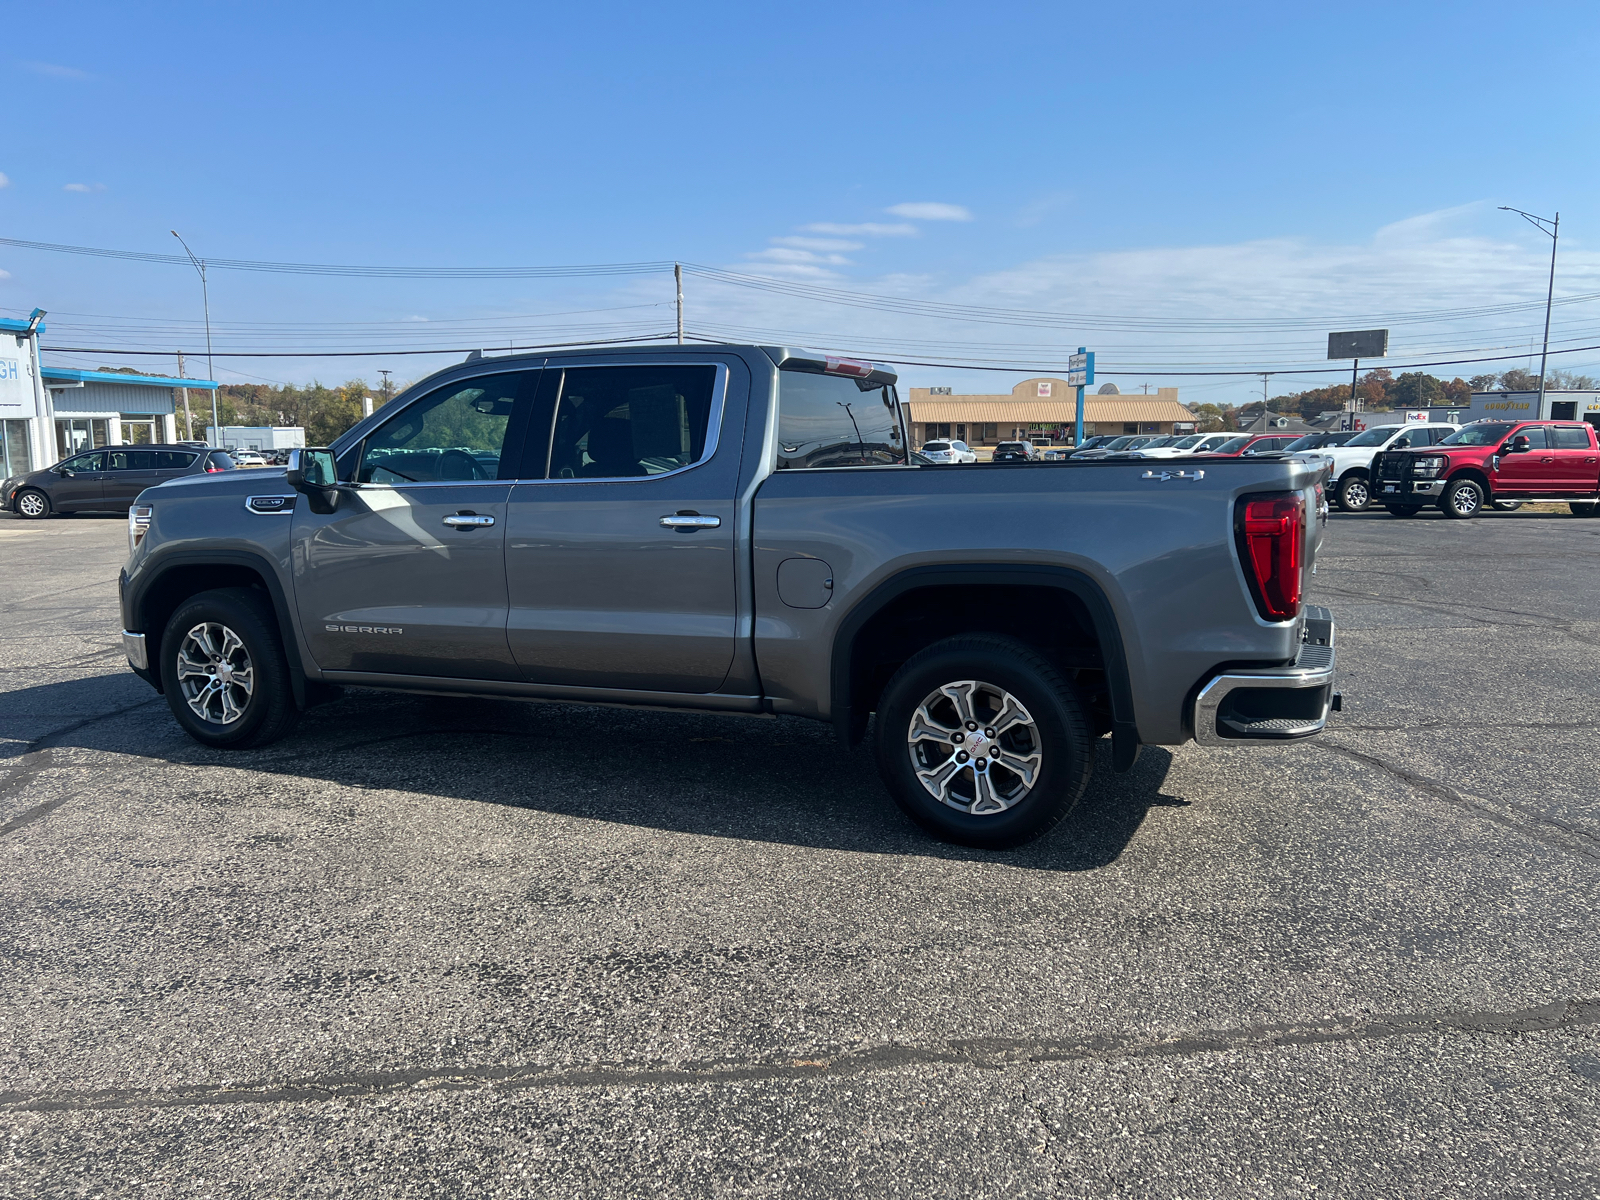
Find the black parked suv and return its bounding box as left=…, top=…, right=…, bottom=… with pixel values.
left=5, top=444, right=236, bottom=518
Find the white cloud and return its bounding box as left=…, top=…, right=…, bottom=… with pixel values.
left=0, top=173, right=9, bottom=189
left=771, top=236, right=863, bottom=252
left=0, top=269, right=10, bottom=280
left=886, top=202, right=973, bottom=222
left=801, top=221, right=918, bottom=237
left=403, top=315, right=429, bottom=322
left=63, top=182, right=105, bottom=193
left=24, top=61, right=91, bottom=81
left=745, top=247, right=852, bottom=266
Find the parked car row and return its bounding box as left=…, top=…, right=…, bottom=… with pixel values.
left=1368, top=419, right=1600, bottom=519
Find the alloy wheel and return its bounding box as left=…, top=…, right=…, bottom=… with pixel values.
left=1451, top=486, right=1481, bottom=517
left=907, top=680, right=1043, bottom=816
left=16, top=491, right=45, bottom=518
left=176, top=621, right=255, bottom=725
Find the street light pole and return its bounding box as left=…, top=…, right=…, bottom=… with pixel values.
left=1499, top=206, right=1560, bottom=413
left=171, top=231, right=219, bottom=444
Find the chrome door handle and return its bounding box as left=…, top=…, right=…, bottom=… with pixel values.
left=442, top=513, right=495, bottom=528
left=660, top=514, right=721, bottom=528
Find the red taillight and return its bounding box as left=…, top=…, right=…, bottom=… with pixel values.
left=207, top=466, right=222, bottom=473
left=1237, top=492, right=1305, bottom=621
left=824, top=356, right=873, bottom=378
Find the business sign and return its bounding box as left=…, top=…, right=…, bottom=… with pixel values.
left=0, top=335, right=35, bottom=419
left=1327, top=329, right=1389, bottom=359
left=1067, top=352, right=1091, bottom=388
left=1404, top=410, right=1429, bottom=423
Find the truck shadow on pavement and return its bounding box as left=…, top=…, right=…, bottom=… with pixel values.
left=18, top=677, right=1186, bottom=871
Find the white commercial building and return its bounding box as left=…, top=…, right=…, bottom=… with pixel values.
left=0, top=314, right=220, bottom=476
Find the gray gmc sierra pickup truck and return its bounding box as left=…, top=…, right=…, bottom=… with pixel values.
left=119, top=344, right=1338, bottom=847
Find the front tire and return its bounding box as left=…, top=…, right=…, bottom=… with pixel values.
left=1337, top=475, right=1371, bottom=512
left=159, top=588, right=299, bottom=749
left=14, top=488, right=50, bottom=519
left=1441, top=478, right=1484, bottom=519
left=873, top=634, right=1093, bottom=849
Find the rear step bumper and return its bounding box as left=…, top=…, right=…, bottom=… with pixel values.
left=1192, top=605, right=1338, bottom=746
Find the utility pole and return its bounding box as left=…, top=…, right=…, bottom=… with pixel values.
left=1499, top=206, right=1560, bottom=413
left=177, top=351, right=193, bottom=441
left=171, top=231, right=219, bottom=444
left=674, top=263, right=684, bottom=345
left=378, top=369, right=393, bottom=404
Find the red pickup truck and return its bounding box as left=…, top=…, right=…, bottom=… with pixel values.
left=1372, top=419, right=1600, bottom=518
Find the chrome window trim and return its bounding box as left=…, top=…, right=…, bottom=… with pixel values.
left=523, top=360, right=730, bottom=487
left=347, top=361, right=731, bottom=491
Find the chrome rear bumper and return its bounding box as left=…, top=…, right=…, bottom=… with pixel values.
left=1193, top=606, right=1337, bottom=746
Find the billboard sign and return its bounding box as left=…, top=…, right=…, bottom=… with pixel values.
left=1327, top=329, right=1389, bottom=359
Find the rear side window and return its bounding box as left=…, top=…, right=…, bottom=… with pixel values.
left=207, top=452, right=236, bottom=470
left=107, top=450, right=157, bottom=470
left=547, top=365, right=718, bottom=480
left=152, top=451, right=198, bottom=469
left=777, top=370, right=905, bottom=470
left=1553, top=426, right=1592, bottom=449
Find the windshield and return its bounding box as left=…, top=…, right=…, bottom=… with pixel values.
left=923, top=442, right=950, bottom=451
left=1103, top=436, right=1136, bottom=450
left=1283, top=435, right=1322, bottom=451
left=1344, top=426, right=1399, bottom=447
left=1439, top=423, right=1517, bottom=447
left=1215, top=436, right=1250, bottom=454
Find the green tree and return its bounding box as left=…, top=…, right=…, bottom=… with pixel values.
left=1389, top=372, right=1445, bottom=408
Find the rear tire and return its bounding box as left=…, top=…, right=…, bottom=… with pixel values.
left=1388, top=506, right=1422, bottom=518
left=872, top=634, right=1094, bottom=849
left=14, top=488, right=50, bottom=519
left=1492, top=500, right=1523, bottom=511
left=159, top=587, right=299, bottom=749
left=1572, top=501, right=1600, bottom=518
left=1337, top=475, right=1371, bottom=512
left=1441, top=478, right=1484, bottom=519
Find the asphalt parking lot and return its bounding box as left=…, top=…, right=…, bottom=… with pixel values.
left=2, top=505, right=1598, bottom=1198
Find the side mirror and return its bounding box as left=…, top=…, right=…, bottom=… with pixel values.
left=1502, top=435, right=1532, bottom=454
left=286, top=448, right=341, bottom=514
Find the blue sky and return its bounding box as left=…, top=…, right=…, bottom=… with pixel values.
left=4, top=0, right=1599, bottom=405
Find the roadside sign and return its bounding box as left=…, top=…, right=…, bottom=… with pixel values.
left=1328, top=329, right=1389, bottom=359
left=1067, top=352, right=1090, bottom=388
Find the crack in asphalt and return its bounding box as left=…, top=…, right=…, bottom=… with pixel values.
left=1314, top=739, right=1600, bottom=864
left=4, top=996, right=1596, bottom=1115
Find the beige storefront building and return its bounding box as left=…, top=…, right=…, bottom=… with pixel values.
left=905, top=377, right=1192, bottom=446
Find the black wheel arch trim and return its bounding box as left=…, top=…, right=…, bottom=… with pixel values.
left=124, top=549, right=308, bottom=708
left=829, top=563, right=1141, bottom=771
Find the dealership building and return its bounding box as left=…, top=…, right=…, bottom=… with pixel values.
left=0, top=316, right=218, bottom=477
left=904, top=377, right=1192, bottom=446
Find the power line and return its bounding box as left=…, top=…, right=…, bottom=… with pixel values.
left=0, top=236, right=673, bottom=278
